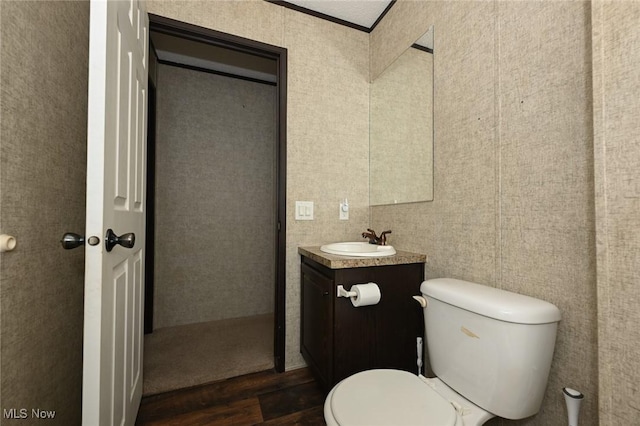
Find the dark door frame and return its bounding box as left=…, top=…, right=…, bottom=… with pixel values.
left=145, top=13, right=287, bottom=373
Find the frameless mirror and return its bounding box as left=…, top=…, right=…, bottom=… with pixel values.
left=370, top=26, right=434, bottom=205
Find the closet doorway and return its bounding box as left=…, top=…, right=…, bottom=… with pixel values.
left=143, top=15, right=286, bottom=396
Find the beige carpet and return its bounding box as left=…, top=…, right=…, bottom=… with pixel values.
left=143, top=313, right=274, bottom=396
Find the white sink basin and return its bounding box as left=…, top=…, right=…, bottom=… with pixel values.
left=320, top=242, right=396, bottom=257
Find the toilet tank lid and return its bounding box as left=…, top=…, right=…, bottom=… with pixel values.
left=421, top=278, right=561, bottom=324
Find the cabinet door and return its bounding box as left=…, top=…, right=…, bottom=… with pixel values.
left=333, top=270, right=378, bottom=382
left=368, top=263, right=424, bottom=372
left=334, top=264, right=423, bottom=378
left=300, top=263, right=333, bottom=390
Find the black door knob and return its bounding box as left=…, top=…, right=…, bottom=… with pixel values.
left=61, top=233, right=85, bottom=250
left=105, top=229, right=135, bottom=252
left=61, top=233, right=101, bottom=249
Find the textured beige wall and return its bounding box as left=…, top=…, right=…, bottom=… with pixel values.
left=282, top=7, right=370, bottom=369
left=370, top=0, right=437, bottom=82
left=592, top=1, right=640, bottom=424
left=0, top=1, right=88, bottom=423
left=371, top=1, right=598, bottom=424
left=5, top=2, right=636, bottom=425
left=147, top=0, right=370, bottom=369
left=154, top=64, right=276, bottom=328
left=372, top=0, right=499, bottom=283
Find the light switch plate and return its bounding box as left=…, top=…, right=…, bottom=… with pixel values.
left=295, top=201, right=314, bottom=220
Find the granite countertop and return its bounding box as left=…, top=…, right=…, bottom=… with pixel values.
left=298, top=246, right=427, bottom=269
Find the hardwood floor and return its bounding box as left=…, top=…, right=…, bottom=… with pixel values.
left=136, top=368, right=328, bottom=425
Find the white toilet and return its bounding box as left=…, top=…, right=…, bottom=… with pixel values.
left=324, top=278, right=561, bottom=426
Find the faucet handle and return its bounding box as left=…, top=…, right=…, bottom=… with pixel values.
left=380, top=230, right=392, bottom=245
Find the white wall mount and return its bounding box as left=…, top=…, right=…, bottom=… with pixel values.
left=0, top=234, right=17, bottom=252
left=339, top=198, right=349, bottom=220
left=337, top=285, right=357, bottom=298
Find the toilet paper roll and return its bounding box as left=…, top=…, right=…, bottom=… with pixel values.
left=350, top=283, right=381, bottom=307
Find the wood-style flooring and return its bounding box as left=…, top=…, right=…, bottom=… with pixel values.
left=136, top=368, right=328, bottom=425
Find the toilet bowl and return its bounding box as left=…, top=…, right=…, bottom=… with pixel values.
left=324, top=369, right=494, bottom=426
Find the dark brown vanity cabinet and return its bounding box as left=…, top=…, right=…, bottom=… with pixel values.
left=300, top=255, right=424, bottom=391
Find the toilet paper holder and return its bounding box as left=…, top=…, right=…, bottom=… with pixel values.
left=337, top=283, right=382, bottom=307
left=337, top=283, right=379, bottom=298
left=337, top=285, right=357, bottom=298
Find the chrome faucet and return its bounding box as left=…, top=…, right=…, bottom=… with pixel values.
left=362, top=228, right=392, bottom=245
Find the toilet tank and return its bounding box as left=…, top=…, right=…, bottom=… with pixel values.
left=421, top=278, right=561, bottom=420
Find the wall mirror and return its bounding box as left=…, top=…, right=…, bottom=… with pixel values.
left=370, top=26, right=434, bottom=205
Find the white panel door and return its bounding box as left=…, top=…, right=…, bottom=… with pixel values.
left=83, top=0, right=148, bottom=424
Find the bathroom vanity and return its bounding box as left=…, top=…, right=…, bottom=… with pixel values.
left=298, top=246, right=426, bottom=391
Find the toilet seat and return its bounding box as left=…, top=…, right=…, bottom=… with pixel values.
left=326, top=369, right=461, bottom=426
